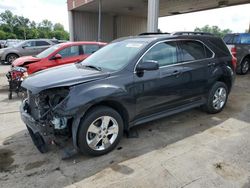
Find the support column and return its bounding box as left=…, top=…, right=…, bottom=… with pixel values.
left=68, top=10, right=75, bottom=41
left=147, top=0, right=159, bottom=32
left=98, top=0, right=102, bottom=41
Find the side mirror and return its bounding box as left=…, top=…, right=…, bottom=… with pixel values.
left=22, top=45, right=27, bottom=48
left=136, top=60, right=159, bottom=72
left=51, top=54, right=62, bottom=60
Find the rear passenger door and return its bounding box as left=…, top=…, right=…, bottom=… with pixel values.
left=178, top=40, right=214, bottom=98
left=35, top=40, right=51, bottom=54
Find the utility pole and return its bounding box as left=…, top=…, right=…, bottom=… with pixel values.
left=248, top=21, right=250, bottom=33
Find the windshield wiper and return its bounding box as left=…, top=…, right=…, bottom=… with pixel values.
left=84, top=65, right=102, bottom=71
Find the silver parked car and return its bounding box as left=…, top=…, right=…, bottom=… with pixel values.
left=0, top=39, right=56, bottom=65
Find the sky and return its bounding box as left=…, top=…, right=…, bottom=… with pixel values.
left=0, top=0, right=249, bottom=33
left=159, top=4, right=250, bottom=33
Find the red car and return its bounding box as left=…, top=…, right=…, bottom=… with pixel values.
left=6, top=41, right=106, bottom=99
left=12, top=41, right=106, bottom=74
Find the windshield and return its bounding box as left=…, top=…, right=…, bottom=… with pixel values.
left=81, top=40, right=147, bottom=71
left=36, top=44, right=61, bottom=58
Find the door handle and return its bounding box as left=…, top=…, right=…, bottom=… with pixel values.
left=208, top=62, right=215, bottom=67
left=171, top=70, right=182, bottom=77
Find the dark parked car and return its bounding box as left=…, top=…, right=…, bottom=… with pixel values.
left=223, top=33, right=250, bottom=74
left=20, top=34, right=235, bottom=156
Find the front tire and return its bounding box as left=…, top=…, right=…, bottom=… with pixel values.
left=77, top=106, right=124, bottom=156
left=203, top=82, right=228, bottom=114
left=239, top=58, right=250, bottom=75
left=6, top=53, right=19, bottom=65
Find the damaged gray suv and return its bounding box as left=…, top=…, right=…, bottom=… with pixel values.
left=20, top=33, right=235, bottom=156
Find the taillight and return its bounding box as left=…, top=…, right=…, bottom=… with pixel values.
left=231, top=46, right=237, bottom=57
left=232, top=56, right=237, bottom=71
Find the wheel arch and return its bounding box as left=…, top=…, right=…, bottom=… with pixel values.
left=240, top=54, right=250, bottom=64
left=71, top=99, right=130, bottom=150
left=83, top=100, right=129, bottom=130
left=5, top=52, right=20, bottom=61
left=216, top=74, right=232, bottom=93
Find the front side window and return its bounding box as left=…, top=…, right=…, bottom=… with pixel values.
left=25, top=41, right=36, bottom=47
left=83, top=44, right=99, bottom=54
left=58, top=46, right=80, bottom=58
left=179, top=41, right=208, bottom=62
left=142, top=42, right=178, bottom=67
left=36, top=44, right=61, bottom=58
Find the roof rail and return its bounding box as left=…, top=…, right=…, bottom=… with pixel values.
left=171, top=31, right=214, bottom=36
left=138, top=32, right=170, bottom=36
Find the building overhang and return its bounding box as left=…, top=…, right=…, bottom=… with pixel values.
left=68, top=0, right=250, bottom=17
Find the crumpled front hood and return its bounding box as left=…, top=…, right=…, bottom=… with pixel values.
left=22, top=63, right=110, bottom=94
left=12, top=56, right=41, bottom=67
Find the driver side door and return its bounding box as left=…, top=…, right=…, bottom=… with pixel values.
left=19, top=41, right=37, bottom=56
left=52, top=45, right=83, bottom=66
left=133, top=41, right=189, bottom=120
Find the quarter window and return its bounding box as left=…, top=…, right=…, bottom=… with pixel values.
left=179, top=41, right=212, bottom=61
left=58, top=46, right=80, bottom=58
left=142, top=42, right=178, bottom=67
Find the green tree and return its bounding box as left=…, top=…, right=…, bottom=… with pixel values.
left=0, top=10, right=16, bottom=33
left=0, top=30, right=7, bottom=39
left=194, top=25, right=232, bottom=37
left=54, top=23, right=64, bottom=31
left=51, top=30, right=69, bottom=40
left=0, top=10, right=69, bottom=40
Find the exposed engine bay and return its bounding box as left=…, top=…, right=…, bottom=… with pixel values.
left=22, top=87, right=73, bottom=152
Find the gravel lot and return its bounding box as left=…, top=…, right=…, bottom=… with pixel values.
left=0, top=64, right=250, bottom=188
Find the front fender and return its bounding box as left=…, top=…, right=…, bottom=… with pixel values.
left=62, top=83, right=130, bottom=150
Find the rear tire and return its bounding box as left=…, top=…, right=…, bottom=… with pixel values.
left=239, top=58, right=250, bottom=75
left=77, top=106, right=124, bottom=156
left=203, top=82, right=228, bottom=114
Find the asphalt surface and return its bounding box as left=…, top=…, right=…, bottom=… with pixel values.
left=0, top=64, right=250, bottom=188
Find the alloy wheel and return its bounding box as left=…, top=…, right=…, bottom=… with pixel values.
left=86, top=116, right=119, bottom=151
left=242, top=60, right=249, bottom=74
left=212, top=87, right=227, bottom=110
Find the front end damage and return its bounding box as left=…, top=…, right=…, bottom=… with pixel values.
left=20, top=88, right=74, bottom=153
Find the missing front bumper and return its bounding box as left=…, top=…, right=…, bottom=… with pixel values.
left=20, top=100, right=54, bottom=153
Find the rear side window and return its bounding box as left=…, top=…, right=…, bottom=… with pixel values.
left=179, top=41, right=212, bottom=62
left=58, top=46, right=80, bottom=58
left=240, top=34, right=250, bottom=44
left=142, top=42, right=178, bottom=67
left=82, top=44, right=99, bottom=54
left=36, top=41, right=50, bottom=46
